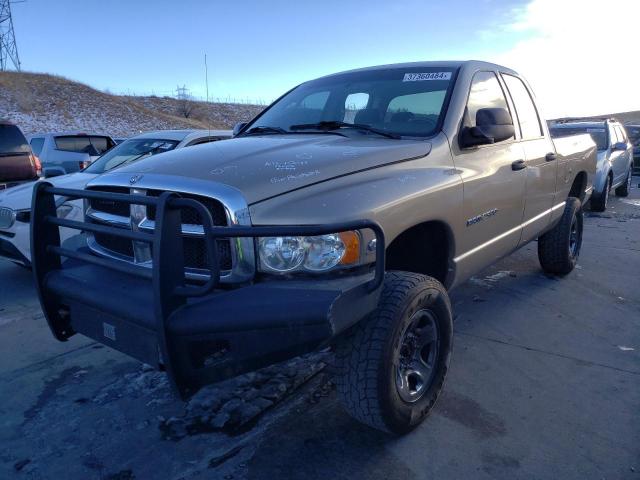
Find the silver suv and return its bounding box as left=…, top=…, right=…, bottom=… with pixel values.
left=550, top=118, right=633, bottom=211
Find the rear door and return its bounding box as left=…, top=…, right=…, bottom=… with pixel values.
left=501, top=74, right=558, bottom=245
left=613, top=125, right=631, bottom=183
left=0, top=124, right=37, bottom=184
left=453, top=71, right=526, bottom=274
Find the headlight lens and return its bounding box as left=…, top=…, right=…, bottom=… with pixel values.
left=258, top=236, right=306, bottom=272
left=258, top=231, right=362, bottom=274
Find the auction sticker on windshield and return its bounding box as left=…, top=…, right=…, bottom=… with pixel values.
left=403, top=72, right=452, bottom=81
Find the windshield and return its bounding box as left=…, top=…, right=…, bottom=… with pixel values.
left=245, top=67, right=457, bottom=138
left=550, top=126, right=608, bottom=150
left=54, top=135, right=114, bottom=155
left=0, top=124, right=30, bottom=154
left=84, top=138, right=179, bottom=174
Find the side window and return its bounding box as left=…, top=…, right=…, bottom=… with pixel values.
left=465, top=71, right=512, bottom=142
left=30, top=137, right=45, bottom=156
left=344, top=92, right=369, bottom=123
left=616, top=126, right=626, bottom=143
left=502, top=74, right=543, bottom=139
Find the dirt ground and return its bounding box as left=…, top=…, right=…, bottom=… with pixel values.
left=1, top=182, right=638, bottom=480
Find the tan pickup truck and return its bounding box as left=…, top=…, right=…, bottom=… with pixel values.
left=31, top=60, right=596, bottom=434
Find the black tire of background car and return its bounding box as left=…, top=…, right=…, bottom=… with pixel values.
left=590, top=175, right=610, bottom=212
left=614, top=166, right=632, bottom=197
left=538, top=197, right=583, bottom=275
left=333, top=271, right=453, bottom=434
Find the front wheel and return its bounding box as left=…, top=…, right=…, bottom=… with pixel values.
left=333, top=271, right=453, bottom=434
left=538, top=197, right=583, bottom=275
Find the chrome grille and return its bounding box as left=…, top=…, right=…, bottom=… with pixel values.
left=88, top=186, right=130, bottom=216
left=86, top=187, right=234, bottom=277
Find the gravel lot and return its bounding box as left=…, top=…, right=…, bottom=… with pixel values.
left=1, top=182, right=638, bottom=480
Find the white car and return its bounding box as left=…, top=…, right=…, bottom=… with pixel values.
left=0, top=129, right=231, bottom=266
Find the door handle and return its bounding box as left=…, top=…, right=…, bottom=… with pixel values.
left=511, top=159, right=527, bottom=171
left=545, top=152, right=557, bottom=162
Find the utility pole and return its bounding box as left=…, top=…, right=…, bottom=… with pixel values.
left=0, top=0, right=21, bottom=71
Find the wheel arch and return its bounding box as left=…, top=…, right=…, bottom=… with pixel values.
left=385, top=220, right=455, bottom=289
left=568, top=171, right=588, bottom=202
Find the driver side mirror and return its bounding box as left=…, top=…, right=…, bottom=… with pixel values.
left=612, top=141, right=627, bottom=151
left=460, top=107, right=515, bottom=148
left=233, top=122, right=248, bottom=137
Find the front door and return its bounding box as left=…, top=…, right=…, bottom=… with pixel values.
left=453, top=71, right=527, bottom=279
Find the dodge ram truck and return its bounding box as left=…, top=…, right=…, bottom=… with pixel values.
left=31, top=61, right=596, bottom=434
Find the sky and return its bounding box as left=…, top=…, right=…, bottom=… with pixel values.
left=9, top=0, right=640, bottom=118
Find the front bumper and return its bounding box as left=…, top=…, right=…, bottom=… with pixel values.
left=31, top=183, right=385, bottom=398
left=44, top=258, right=380, bottom=395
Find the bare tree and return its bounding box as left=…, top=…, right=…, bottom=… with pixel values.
left=176, top=85, right=194, bottom=118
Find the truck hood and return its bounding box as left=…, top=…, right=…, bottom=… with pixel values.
left=104, top=135, right=432, bottom=204
left=0, top=172, right=98, bottom=210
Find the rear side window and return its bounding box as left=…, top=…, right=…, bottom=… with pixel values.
left=30, top=137, right=45, bottom=156
left=502, top=74, right=543, bottom=139
left=615, top=126, right=627, bottom=142
left=54, top=136, right=114, bottom=155
left=0, top=124, right=30, bottom=154
left=465, top=71, right=512, bottom=140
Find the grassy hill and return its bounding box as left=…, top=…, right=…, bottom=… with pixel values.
left=0, top=71, right=264, bottom=137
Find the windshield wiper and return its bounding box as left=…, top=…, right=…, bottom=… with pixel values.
left=243, top=126, right=289, bottom=135
left=289, top=120, right=401, bottom=139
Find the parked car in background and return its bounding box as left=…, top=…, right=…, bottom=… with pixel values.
left=624, top=124, right=640, bottom=174
left=27, top=132, right=116, bottom=176
left=0, top=129, right=232, bottom=266
left=549, top=118, right=633, bottom=211
left=0, top=120, right=40, bottom=191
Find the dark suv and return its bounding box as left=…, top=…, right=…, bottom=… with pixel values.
left=0, top=120, right=40, bottom=190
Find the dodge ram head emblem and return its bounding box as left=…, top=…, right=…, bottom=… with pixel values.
left=129, top=174, right=143, bottom=185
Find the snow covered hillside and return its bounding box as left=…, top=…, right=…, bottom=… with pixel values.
left=0, top=71, right=264, bottom=137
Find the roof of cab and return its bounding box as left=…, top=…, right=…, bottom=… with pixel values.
left=317, top=60, right=519, bottom=80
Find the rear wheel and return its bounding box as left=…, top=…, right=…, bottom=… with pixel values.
left=333, top=271, right=453, bottom=434
left=591, top=175, right=610, bottom=212
left=615, top=166, right=632, bottom=197
left=538, top=197, right=583, bottom=275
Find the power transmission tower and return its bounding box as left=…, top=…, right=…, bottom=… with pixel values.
left=175, top=84, right=190, bottom=100
left=0, top=0, right=21, bottom=71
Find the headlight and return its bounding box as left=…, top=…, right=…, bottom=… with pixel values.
left=258, top=231, right=362, bottom=274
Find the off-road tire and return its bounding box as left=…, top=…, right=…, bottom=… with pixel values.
left=615, top=166, right=632, bottom=197
left=333, top=271, right=453, bottom=434
left=591, top=175, right=610, bottom=211
left=538, top=197, right=583, bottom=275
